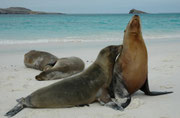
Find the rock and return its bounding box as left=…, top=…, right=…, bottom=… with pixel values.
left=0, top=7, right=63, bottom=14
left=129, top=9, right=147, bottom=14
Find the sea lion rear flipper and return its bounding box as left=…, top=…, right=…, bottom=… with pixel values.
left=5, top=98, right=27, bottom=117
left=140, top=77, right=173, bottom=96
left=5, top=102, right=25, bottom=117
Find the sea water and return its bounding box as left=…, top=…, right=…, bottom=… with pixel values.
left=0, top=14, right=180, bottom=44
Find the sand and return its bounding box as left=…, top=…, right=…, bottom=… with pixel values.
left=0, top=39, right=179, bottom=118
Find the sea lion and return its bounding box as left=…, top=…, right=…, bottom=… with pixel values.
left=5, top=45, right=131, bottom=117
left=24, top=50, right=58, bottom=71
left=110, top=15, right=173, bottom=96
left=35, top=57, right=85, bottom=81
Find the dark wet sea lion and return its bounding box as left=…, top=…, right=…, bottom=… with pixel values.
left=111, top=15, right=173, bottom=96
left=5, top=45, right=130, bottom=117
left=24, top=50, right=58, bottom=71
left=35, top=57, right=85, bottom=81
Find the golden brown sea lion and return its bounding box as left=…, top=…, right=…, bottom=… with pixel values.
left=24, top=50, right=58, bottom=71
left=5, top=45, right=130, bottom=117
left=110, top=15, right=172, bottom=96
left=35, top=57, right=85, bottom=81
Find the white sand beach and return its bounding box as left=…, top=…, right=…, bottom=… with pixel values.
left=0, top=39, right=179, bottom=118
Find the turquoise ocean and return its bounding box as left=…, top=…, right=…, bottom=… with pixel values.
left=0, top=14, right=180, bottom=44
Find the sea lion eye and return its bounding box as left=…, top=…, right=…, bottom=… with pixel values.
left=124, top=30, right=126, bottom=32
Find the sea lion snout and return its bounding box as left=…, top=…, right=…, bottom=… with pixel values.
left=35, top=71, right=49, bottom=81
left=130, top=18, right=140, bottom=27
left=130, top=15, right=140, bottom=25
left=133, top=15, right=140, bottom=19
left=134, top=15, right=139, bottom=17
left=35, top=75, right=43, bottom=81
left=132, top=15, right=140, bottom=21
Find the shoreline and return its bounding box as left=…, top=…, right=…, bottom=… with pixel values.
left=0, top=38, right=179, bottom=53
left=0, top=32, right=180, bottom=45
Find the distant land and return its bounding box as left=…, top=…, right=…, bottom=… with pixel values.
left=129, top=9, right=147, bottom=14
left=1, top=7, right=175, bottom=14
left=0, top=7, right=63, bottom=14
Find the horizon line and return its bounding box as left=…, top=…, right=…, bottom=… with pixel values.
left=0, top=7, right=180, bottom=14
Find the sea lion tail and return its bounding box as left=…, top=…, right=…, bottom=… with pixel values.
left=5, top=98, right=26, bottom=117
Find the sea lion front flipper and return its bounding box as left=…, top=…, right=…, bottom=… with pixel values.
left=105, top=100, right=124, bottom=111
left=99, top=73, right=131, bottom=110
left=113, top=76, right=131, bottom=108
left=98, top=98, right=124, bottom=111
left=109, top=69, right=131, bottom=109
left=97, top=88, right=124, bottom=111
left=140, top=76, right=173, bottom=96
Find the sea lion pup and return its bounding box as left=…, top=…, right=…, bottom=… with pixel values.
left=24, top=50, right=58, bottom=71
left=35, top=57, right=85, bottom=81
left=110, top=15, right=173, bottom=96
left=5, top=45, right=131, bottom=117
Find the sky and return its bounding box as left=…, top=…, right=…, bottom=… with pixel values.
left=0, top=0, right=180, bottom=13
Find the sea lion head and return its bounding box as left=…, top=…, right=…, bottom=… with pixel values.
left=24, top=50, right=36, bottom=64
left=24, top=50, right=37, bottom=67
left=95, top=45, right=122, bottom=86
left=35, top=66, right=70, bottom=81
left=95, top=45, right=122, bottom=70
left=124, top=15, right=142, bottom=40
left=35, top=70, right=57, bottom=81
left=35, top=71, right=47, bottom=81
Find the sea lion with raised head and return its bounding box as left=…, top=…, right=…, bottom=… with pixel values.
left=110, top=15, right=173, bottom=97
left=35, top=57, right=85, bottom=81
left=24, top=50, right=58, bottom=71
left=5, top=45, right=131, bottom=117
